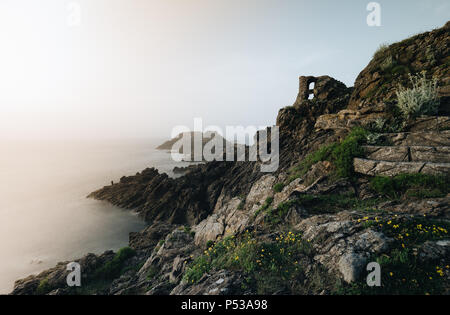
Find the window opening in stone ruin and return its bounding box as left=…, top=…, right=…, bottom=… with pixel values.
left=308, top=82, right=315, bottom=99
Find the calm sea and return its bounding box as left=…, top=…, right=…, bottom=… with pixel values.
left=0, top=139, right=190, bottom=294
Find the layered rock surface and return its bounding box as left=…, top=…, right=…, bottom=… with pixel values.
left=354, top=130, right=450, bottom=176
left=354, top=158, right=450, bottom=176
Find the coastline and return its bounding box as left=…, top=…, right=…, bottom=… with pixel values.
left=9, top=21, right=450, bottom=296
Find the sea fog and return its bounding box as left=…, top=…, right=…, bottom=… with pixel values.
left=0, top=139, right=189, bottom=294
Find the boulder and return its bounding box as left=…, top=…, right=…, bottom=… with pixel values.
left=137, top=228, right=198, bottom=292
left=245, top=175, right=276, bottom=208
left=296, top=212, right=392, bottom=283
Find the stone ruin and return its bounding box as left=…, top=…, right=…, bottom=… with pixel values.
left=296, top=76, right=318, bottom=104
left=293, top=75, right=351, bottom=109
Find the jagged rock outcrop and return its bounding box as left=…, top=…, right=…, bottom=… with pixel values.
left=136, top=228, right=199, bottom=294
left=349, top=21, right=450, bottom=114
left=156, top=132, right=246, bottom=162
left=193, top=174, right=277, bottom=246
left=276, top=75, right=353, bottom=170
left=314, top=22, right=450, bottom=135
left=129, top=222, right=178, bottom=251
left=314, top=106, right=387, bottom=132
left=88, top=73, right=356, bottom=230
left=193, top=196, right=243, bottom=246
left=156, top=132, right=220, bottom=151
left=107, top=227, right=201, bottom=295
left=88, top=162, right=263, bottom=226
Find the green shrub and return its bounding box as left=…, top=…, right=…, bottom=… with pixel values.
left=94, top=247, right=136, bottom=280
left=380, top=216, right=449, bottom=247
left=35, top=278, right=51, bottom=295
left=370, top=174, right=449, bottom=199
left=365, top=115, right=406, bottom=134
left=372, top=118, right=387, bottom=132
left=294, top=193, right=383, bottom=214
left=365, top=132, right=383, bottom=145
left=425, top=47, right=437, bottom=66
left=65, top=247, right=137, bottom=295
left=391, top=65, right=410, bottom=76
left=288, top=143, right=337, bottom=182
left=331, top=127, right=369, bottom=178
left=337, top=248, right=447, bottom=295
left=380, top=55, right=396, bottom=72
left=288, top=127, right=370, bottom=182
left=254, top=196, right=274, bottom=217
left=183, top=255, right=212, bottom=283
left=266, top=200, right=297, bottom=225
left=273, top=183, right=285, bottom=193
left=183, top=226, right=191, bottom=234
left=145, top=266, right=159, bottom=280
left=396, top=72, right=440, bottom=118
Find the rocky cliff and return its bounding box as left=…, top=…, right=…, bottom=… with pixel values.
left=11, top=21, right=450, bottom=296
left=349, top=21, right=450, bottom=114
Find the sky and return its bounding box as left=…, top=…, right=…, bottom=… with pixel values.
left=0, top=0, right=449, bottom=140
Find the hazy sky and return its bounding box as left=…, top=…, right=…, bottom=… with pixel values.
left=0, top=0, right=449, bottom=140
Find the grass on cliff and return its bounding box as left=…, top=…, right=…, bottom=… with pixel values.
left=254, top=196, right=274, bottom=218
left=35, top=278, right=51, bottom=295
left=261, top=194, right=385, bottom=226
left=94, top=247, right=136, bottom=280
left=288, top=143, right=337, bottom=182
left=184, top=231, right=317, bottom=294
left=291, top=194, right=383, bottom=214
left=273, top=183, right=285, bottom=193
left=370, top=174, right=450, bottom=199
left=336, top=249, right=449, bottom=295
left=373, top=43, right=390, bottom=59
left=288, top=127, right=370, bottom=182
left=34, top=247, right=137, bottom=295
left=265, top=200, right=297, bottom=225
left=64, top=247, right=137, bottom=295
left=336, top=216, right=449, bottom=295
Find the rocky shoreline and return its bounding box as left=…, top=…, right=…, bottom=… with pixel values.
left=11, top=21, right=450, bottom=295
